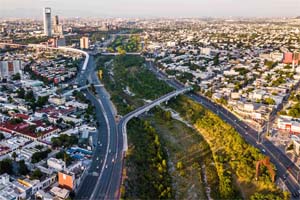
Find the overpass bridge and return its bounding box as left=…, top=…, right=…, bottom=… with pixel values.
left=62, top=84, right=91, bottom=97
left=101, top=52, right=141, bottom=56
left=0, top=43, right=89, bottom=73
left=118, top=86, right=193, bottom=152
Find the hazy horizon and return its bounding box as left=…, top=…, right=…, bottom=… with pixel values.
left=0, top=0, right=300, bottom=18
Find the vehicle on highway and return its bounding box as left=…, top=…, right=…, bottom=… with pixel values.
left=292, top=192, right=299, bottom=198
left=112, top=158, right=115, bottom=163
left=96, top=157, right=99, bottom=161
left=283, top=175, right=287, bottom=180
left=105, top=165, right=108, bottom=169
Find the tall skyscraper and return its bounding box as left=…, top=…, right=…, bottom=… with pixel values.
left=53, top=15, right=59, bottom=27
left=53, top=15, right=63, bottom=35
left=80, top=37, right=89, bottom=49
left=43, top=7, right=52, bottom=37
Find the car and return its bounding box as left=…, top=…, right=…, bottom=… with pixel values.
left=112, top=158, right=115, bottom=163
left=283, top=175, right=287, bottom=180
left=96, top=166, right=99, bottom=169
left=96, top=157, right=99, bottom=161
left=262, top=149, right=266, bottom=153
left=292, top=192, right=299, bottom=197
left=109, top=149, right=111, bottom=153
left=105, top=165, right=108, bottom=169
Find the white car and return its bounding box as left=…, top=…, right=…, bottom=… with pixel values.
left=96, top=157, right=99, bottom=161
left=105, top=165, right=108, bottom=169
left=112, top=158, right=115, bottom=163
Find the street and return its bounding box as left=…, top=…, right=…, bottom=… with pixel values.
left=75, top=55, right=123, bottom=200
left=146, top=61, right=300, bottom=197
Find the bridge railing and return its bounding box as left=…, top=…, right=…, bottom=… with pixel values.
left=121, top=86, right=192, bottom=152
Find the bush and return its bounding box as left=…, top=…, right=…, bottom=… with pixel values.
left=169, top=96, right=282, bottom=199
left=123, top=118, right=173, bottom=199
left=31, top=149, right=51, bottom=163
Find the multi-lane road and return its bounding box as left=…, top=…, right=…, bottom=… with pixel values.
left=75, top=55, right=123, bottom=200
left=74, top=38, right=300, bottom=198
left=75, top=54, right=192, bottom=200
left=146, top=61, right=300, bottom=197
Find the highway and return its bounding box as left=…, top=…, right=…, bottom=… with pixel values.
left=1, top=41, right=124, bottom=199
left=74, top=56, right=192, bottom=200
left=75, top=55, right=123, bottom=200
left=146, top=61, right=300, bottom=197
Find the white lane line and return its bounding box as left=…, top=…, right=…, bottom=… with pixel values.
left=89, top=98, right=111, bottom=200
left=217, top=105, right=299, bottom=189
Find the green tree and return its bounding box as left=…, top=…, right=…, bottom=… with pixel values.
left=16, top=88, right=26, bottom=99
left=176, top=161, right=183, bottom=170
left=31, top=149, right=51, bottom=163
left=18, top=160, right=29, bottom=175
left=264, top=97, right=276, bottom=105
left=0, top=159, right=13, bottom=174
left=0, top=133, right=5, bottom=141
left=30, top=169, right=43, bottom=180
left=11, top=152, right=17, bottom=161
left=12, top=73, right=21, bottom=80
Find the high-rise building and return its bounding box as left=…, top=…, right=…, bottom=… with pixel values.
left=43, top=7, right=52, bottom=37
left=52, top=15, right=63, bottom=35
left=80, top=37, right=89, bottom=49
left=53, top=15, right=59, bottom=27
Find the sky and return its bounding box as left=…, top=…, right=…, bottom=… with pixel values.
left=0, top=0, right=300, bottom=18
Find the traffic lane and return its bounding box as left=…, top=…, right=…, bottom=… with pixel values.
left=107, top=155, right=123, bottom=199
left=96, top=153, right=116, bottom=198
left=75, top=93, right=108, bottom=197
left=147, top=62, right=300, bottom=193
left=76, top=176, right=98, bottom=199
left=106, top=125, right=124, bottom=198
left=189, top=93, right=300, bottom=192
left=89, top=56, right=121, bottom=199
left=77, top=64, right=111, bottom=198
left=84, top=90, right=108, bottom=169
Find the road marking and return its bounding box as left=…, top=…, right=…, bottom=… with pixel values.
left=89, top=98, right=111, bottom=200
